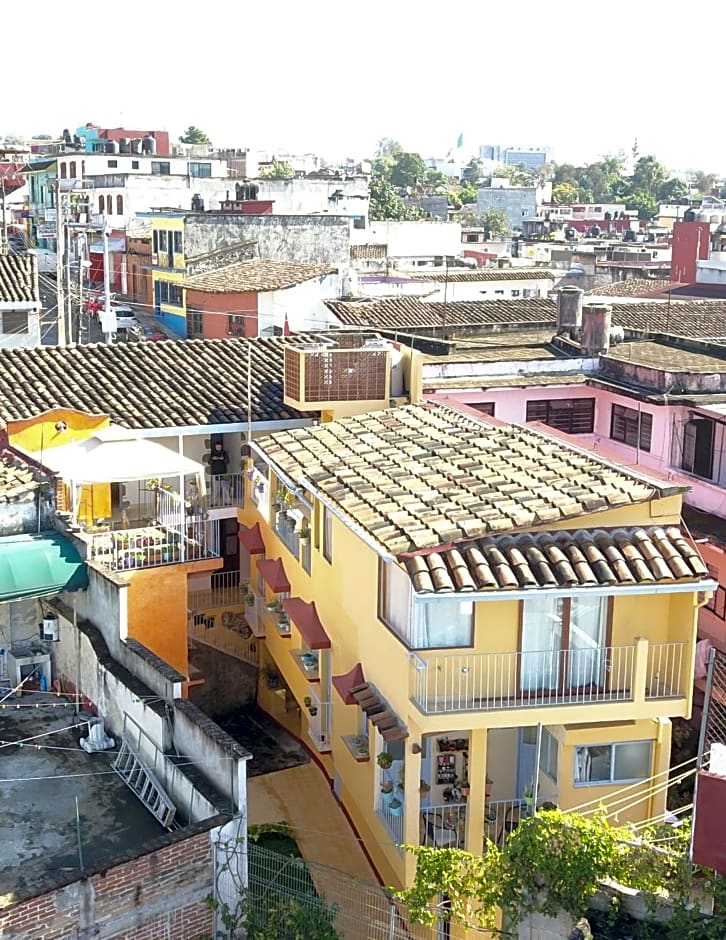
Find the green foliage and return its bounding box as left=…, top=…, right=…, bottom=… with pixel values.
left=480, top=208, right=510, bottom=235
left=375, top=137, right=403, bottom=157
left=244, top=895, right=342, bottom=939
left=658, top=177, right=689, bottom=203
left=693, top=171, right=717, bottom=196
left=552, top=182, right=579, bottom=205
left=395, top=809, right=705, bottom=934
left=462, top=158, right=486, bottom=185
left=458, top=181, right=479, bottom=205
left=259, top=161, right=295, bottom=180
left=369, top=175, right=423, bottom=221
left=180, top=125, right=211, bottom=145
left=389, top=151, right=427, bottom=190
left=625, top=190, right=659, bottom=221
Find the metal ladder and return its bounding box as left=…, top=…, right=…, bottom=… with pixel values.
left=112, top=738, right=177, bottom=829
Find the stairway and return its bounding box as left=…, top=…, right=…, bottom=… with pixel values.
left=112, top=739, right=177, bottom=828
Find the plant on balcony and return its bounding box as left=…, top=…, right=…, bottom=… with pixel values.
left=277, top=613, right=290, bottom=629
left=457, top=779, right=470, bottom=798
left=388, top=797, right=403, bottom=816
left=303, top=696, right=312, bottom=707
left=298, top=520, right=311, bottom=541
left=261, top=663, right=281, bottom=690
left=380, top=779, right=394, bottom=803
left=266, top=599, right=282, bottom=613
left=243, top=592, right=255, bottom=606
left=419, top=780, right=431, bottom=797
left=377, top=751, right=393, bottom=769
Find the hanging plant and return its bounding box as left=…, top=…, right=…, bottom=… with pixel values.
left=377, top=751, right=393, bottom=769
left=299, top=521, right=311, bottom=541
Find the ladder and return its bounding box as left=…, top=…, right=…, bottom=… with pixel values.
left=112, top=739, right=177, bottom=829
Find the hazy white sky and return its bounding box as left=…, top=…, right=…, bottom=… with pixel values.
left=7, top=1, right=725, bottom=173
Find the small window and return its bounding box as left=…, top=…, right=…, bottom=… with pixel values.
left=151, top=161, right=171, bottom=176
left=228, top=314, right=246, bottom=335
left=152, top=229, right=158, bottom=253
left=187, top=309, right=203, bottom=338
left=526, top=398, right=595, bottom=434
left=575, top=741, right=651, bottom=785
left=132, top=160, right=139, bottom=170
left=353, top=216, right=366, bottom=230
left=511, top=289, right=520, bottom=297
left=106, top=194, right=113, bottom=215
left=168, top=284, right=183, bottom=306
left=466, top=233, right=478, bottom=243
left=60, top=163, right=67, bottom=180
left=188, top=162, right=212, bottom=178
left=159, top=230, right=168, bottom=251
left=107, top=159, right=118, bottom=168
left=98, top=195, right=105, bottom=213
left=470, top=402, right=495, bottom=417
left=173, top=231, right=183, bottom=254
left=322, top=506, right=333, bottom=563
left=610, top=404, right=652, bottom=452
left=69, top=161, right=77, bottom=178
left=116, top=194, right=123, bottom=215
left=2, top=310, right=29, bottom=334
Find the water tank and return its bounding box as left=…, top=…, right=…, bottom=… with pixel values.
left=684, top=209, right=696, bottom=222
left=119, top=137, right=130, bottom=154
left=142, top=134, right=156, bottom=154
left=107, top=139, right=119, bottom=154
left=557, top=286, right=583, bottom=334
left=42, top=614, right=59, bottom=642
left=581, top=303, right=613, bottom=356
left=130, top=138, right=142, bottom=154
left=191, top=194, right=205, bottom=211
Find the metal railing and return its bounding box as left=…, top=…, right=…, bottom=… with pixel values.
left=377, top=796, right=404, bottom=845
left=187, top=570, right=245, bottom=613
left=87, top=517, right=220, bottom=571
left=409, top=644, right=637, bottom=714
left=646, top=642, right=686, bottom=699
left=420, top=803, right=467, bottom=848
left=206, top=473, right=245, bottom=509
left=306, top=690, right=331, bottom=753
left=274, top=510, right=300, bottom=558
left=485, top=798, right=532, bottom=848
left=188, top=611, right=258, bottom=667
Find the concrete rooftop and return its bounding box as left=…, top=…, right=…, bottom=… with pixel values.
left=0, top=696, right=163, bottom=904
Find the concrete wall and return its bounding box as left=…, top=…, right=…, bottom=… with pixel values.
left=69, top=565, right=128, bottom=658
left=185, top=214, right=351, bottom=266
left=476, top=186, right=538, bottom=230
left=0, top=820, right=223, bottom=940
left=352, top=220, right=462, bottom=259
left=0, top=487, right=52, bottom=535
left=0, top=307, right=42, bottom=348
left=254, top=176, right=369, bottom=221
left=0, top=597, right=41, bottom=651
left=258, top=274, right=341, bottom=334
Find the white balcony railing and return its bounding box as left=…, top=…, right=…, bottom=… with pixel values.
left=377, top=796, right=404, bottom=845
left=206, top=473, right=245, bottom=509
left=306, top=689, right=331, bottom=753
left=409, top=643, right=670, bottom=715
left=87, top=517, right=220, bottom=571
left=187, top=570, right=245, bottom=613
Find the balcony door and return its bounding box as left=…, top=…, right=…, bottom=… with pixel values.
left=520, top=596, right=608, bottom=696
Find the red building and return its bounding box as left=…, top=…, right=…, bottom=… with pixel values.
left=671, top=220, right=711, bottom=283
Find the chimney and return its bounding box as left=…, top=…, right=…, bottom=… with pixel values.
left=581, top=303, right=612, bottom=357
left=556, top=286, right=583, bottom=335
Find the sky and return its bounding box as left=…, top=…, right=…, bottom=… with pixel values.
left=6, top=1, right=726, bottom=174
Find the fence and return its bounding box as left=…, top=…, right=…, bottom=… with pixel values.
left=206, top=473, right=245, bottom=509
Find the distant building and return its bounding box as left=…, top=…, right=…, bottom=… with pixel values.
left=477, top=184, right=541, bottom=231
left=479, top=144, right=552, bottom=170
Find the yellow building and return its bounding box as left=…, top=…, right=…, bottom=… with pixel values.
left=149, top=212, right=187, bottom=336
left=237, top=399, right=713, bottom=893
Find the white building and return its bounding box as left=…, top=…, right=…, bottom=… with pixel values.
left=0, top=253, right=41, bottom=348
left=254, top=176, right=369, bottom=225
left=350, top=220, right=462, bottom=268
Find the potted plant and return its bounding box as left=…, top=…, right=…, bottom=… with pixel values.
left=303, top=696, right=312, bottom=707
left=377, top=752, right=393, bottom=770
left=458, top=779, right=471, bottom=798
left=266, top=599, right=281, bottom=613
left=419, top=780, right=431, bottom=798
left=380, top=780, right=394, bottom=803
left=244, top=592, right=255, bottom=606
left=389, top=798, right=403, bottom=817
left=309, top=705, right=318, bottom=716
left=523, top=781, right=534, bottom=812
left=299, top=520, right=311, bottom=541
left=278, top=613, right=289, bottom=630
left=397, top=767, right=405, bottom=791
left=262, top=664, right=281, bottom=690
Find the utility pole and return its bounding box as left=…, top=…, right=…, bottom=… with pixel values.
left=54, top=182, right=67, bottom=347
left=101, top=223, right=114, bottom=343
left=0, top=176, right=8, bottom=253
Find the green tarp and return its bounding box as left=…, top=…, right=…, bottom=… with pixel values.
left=0, top=533, right=88, bottom=601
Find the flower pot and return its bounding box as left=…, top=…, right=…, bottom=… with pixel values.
left=381, top=788, right=394, bottom=804
left=460, top=786, right=471, bottom=798
left=389, top=799, right=403, bottom=816
left=309, top=707, right=318, bottom=716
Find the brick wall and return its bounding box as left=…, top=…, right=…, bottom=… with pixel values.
left=0, top=821, right=224, bottom=940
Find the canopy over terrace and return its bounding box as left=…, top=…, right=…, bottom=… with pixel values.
left=26, top=427, right=206, bottom=524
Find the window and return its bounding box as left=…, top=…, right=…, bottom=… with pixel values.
left=705, top=566, right=726, bottom=619
left=526, top=398, right=595, bottom=434
left=470, top=402, right=495, bottom=417
left=228, top=314, right=246, bottom=336
left=187, top=309, right=203, bottom=338
left=574, top=741, right=651, bottom=785
left=60, top=163, right=67, bottom=180
left=682, top=417, right=715, bottom=480
left=151, top=161, right=171, bottom=176
left=107, top=159, right=118, bottom=168
left=322, top=506, right=333, bottom=563
left=69, top=161, right=76, bottom=178
left=98, top=195, right=105, bottom=213
left=106, top=194, right=113, bottom=215
left=511, top=289, right=520, bottom=297
left=132, top=160, right=139, bottom=170
left=539, top=729, right=559, bottom=782
left=610, top=404, right=652, bottom=451
left=521, top=595, right=607, bottom=693
left=1, top=310, right=29, bottom=334
left=159, top=230, right=168, bottom=251
left=353, top=216, right=366, bottom=230
left=168, top=284, right=182, bottom=306
left=173, top=231, right=183, bottom=254
left=379, top=561, right=474, bottom=648
left=116, top=194, right=124, bottom=215
left=466, top=233, right=478, bottom=243
left=188, top=161, right=212, bottom=178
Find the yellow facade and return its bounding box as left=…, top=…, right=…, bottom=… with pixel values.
left=239, top=466, right=704, bottom=895
left=150, top=215, right=188, bottom=329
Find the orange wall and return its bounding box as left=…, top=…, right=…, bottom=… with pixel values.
left=186, top=289, right=258, bottom=339
left=7, top=408, right=110, bottom=453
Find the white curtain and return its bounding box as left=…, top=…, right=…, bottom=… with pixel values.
left=411, top=601, right=474, bottom=649
left=567, top=596, right=606, bottom=689
left=383, top=562, right=412, bottom=640
left=521, top=597, right=563, bottom=691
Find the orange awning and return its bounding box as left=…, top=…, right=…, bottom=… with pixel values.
left=282, top=598, right=330, bottom=650
left=332, top=663, right=365, bottom=705
left=256, top=557, right=290, bottom=594
left=239, top=522, right=265, bottom=555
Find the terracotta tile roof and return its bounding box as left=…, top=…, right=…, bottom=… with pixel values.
left=0, top=335, right=325, bottom=430
left=405, top=526, right=709, bottom=594
left=350, top=682, right=408, bottom=741
left=350, top=244, right=387, bottom=261
left=0, top=253, right=38, bottom=304
left=408, top=268, right=556, bottom=283
left=0, top=453, right=39, bottom=501
left=586, top=278, right=674, bottom=298
left=326, top=297, right=557, bottom=330
left=609, top=301, right=726, bottom=339
left=259, top=403, right=680, bottom=555
left=185, top=259, right=336, bottom=294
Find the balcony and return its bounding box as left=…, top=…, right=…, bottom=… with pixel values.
left=306, top=689, right=331, bottom=753
left=205, top=473, right=245, bottom=509
left=409, top=641, right=687, bottom=715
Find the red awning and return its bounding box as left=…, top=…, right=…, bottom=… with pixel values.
left=239, top=522, right=265, bottom=555
left=256, top=557, right=290, bottom=594
left=332, top=663, right=366, bottom=705
left=282, top=598, right=330, bottom=650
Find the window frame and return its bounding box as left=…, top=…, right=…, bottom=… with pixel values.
left=151, top=161, right=171, bottom=176
left=322, top=506, right=333, bottom=564
left=1, top=310, right=29, bottom=334
left=525, top=397, right=596, bottom=434
left=610, top=403, right=652, bottom=452
left=539, top=728, right=559, bottom=782
left=574, top=740, right=652, bottom=786
left=189, top=161, right=212, bottom=178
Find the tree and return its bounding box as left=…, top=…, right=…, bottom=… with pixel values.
left=389, top=151, right=427, bottom=190
left=259, top=161, right=295, bottom=180
left=630, top=155, right=668, bottom=200
left=462, top=158, right=486, bottom=186
left=658, top=177, right=689, bottom=203
left=552, top=182, right=579, bottom=205
left=369, top=175, right=423, bottom=220
left=457, top=181, right=479, bottom=205
left=375, top=137, right=403, bottom=158
left=693, top=171, right=717, bottom=196
left=480, top=208, right=510, bottom=235
left=626, top=190, right=659, bottom=220
left=179, top=126, right=211, bottom=145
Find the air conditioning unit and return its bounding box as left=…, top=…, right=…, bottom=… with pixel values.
left=41, top=615, right=59, bottom=642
